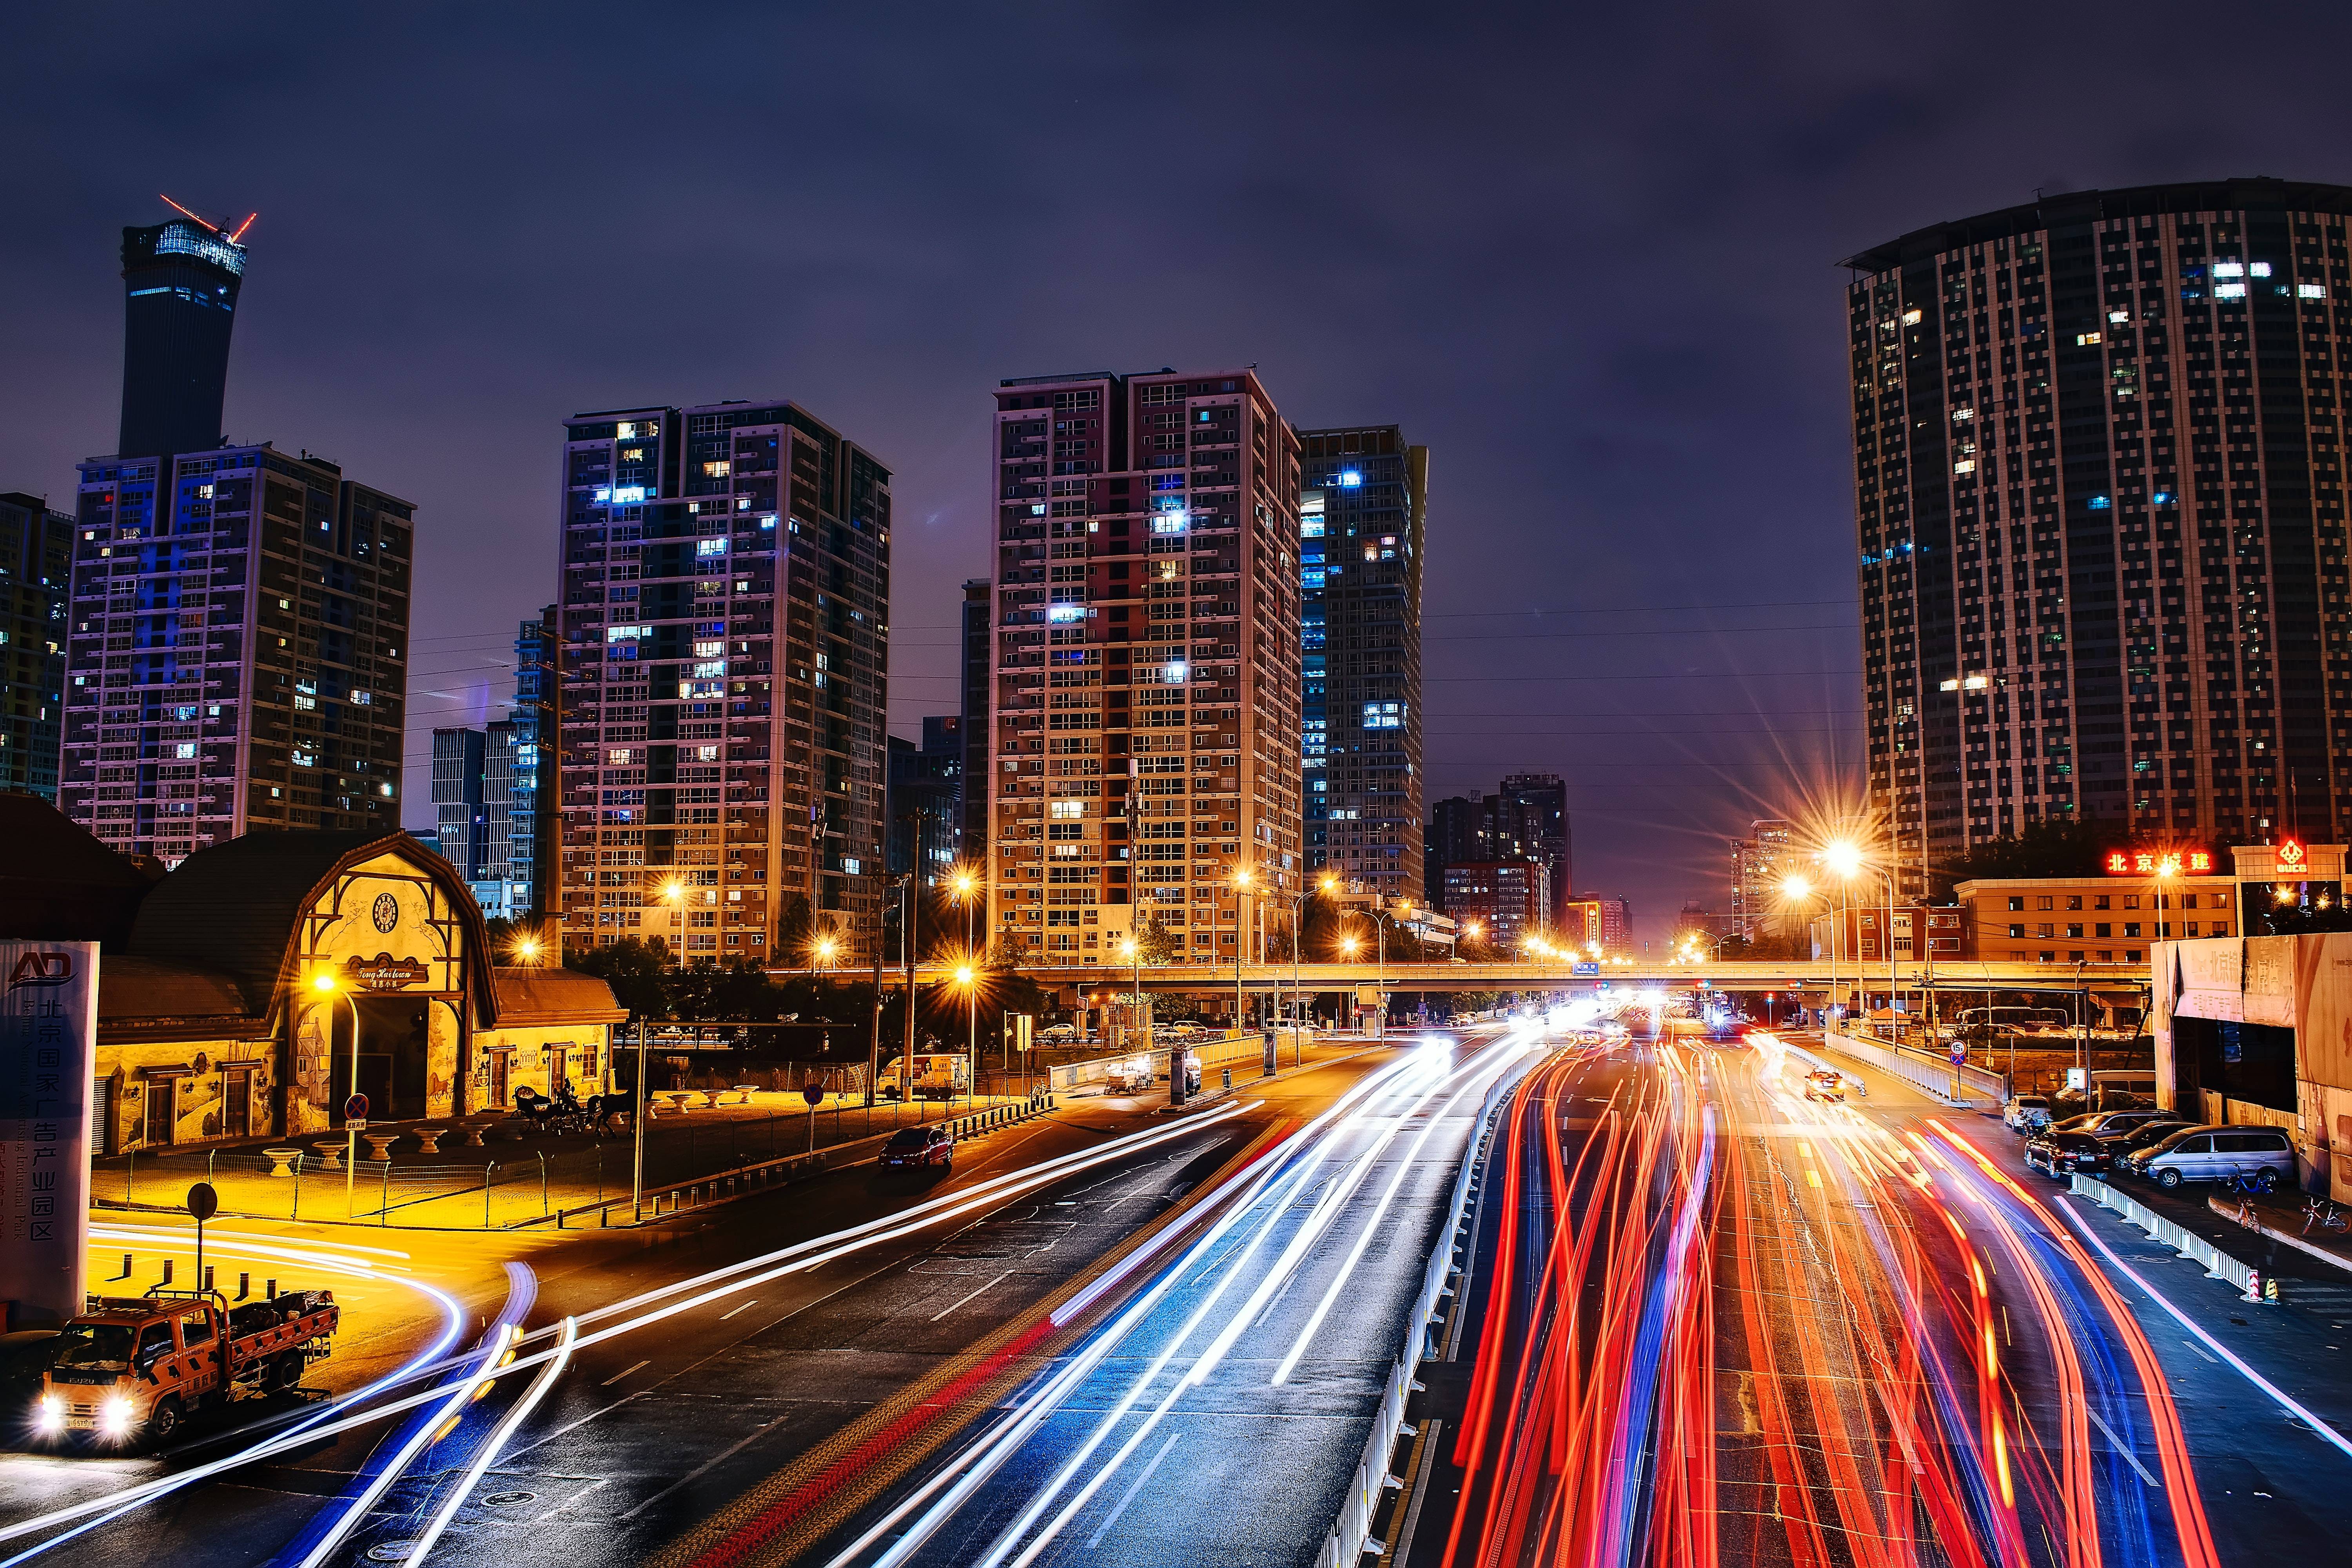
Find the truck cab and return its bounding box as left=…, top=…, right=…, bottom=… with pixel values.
left=36, top=1287, right=338, bottom=1448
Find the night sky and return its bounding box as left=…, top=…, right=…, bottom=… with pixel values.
left=6, top=4, right=2348, bottom=943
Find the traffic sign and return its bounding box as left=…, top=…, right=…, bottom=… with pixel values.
left=186, top=1182, right=218, bottom=1222
left=343, top=1118, right=367, bottom=1132
left=802, top=1083, right=825, bottom=1107
left=1949, top=1047, right=1967, bottom=1065
left=1572, top=962, right=1599, bottom=977
left=343, top=1093, right=369, bottom=1122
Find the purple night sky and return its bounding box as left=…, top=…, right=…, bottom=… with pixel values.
left=4, top=4, right=2346, bottom=942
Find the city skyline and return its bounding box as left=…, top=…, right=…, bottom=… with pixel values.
left=7, top=11, right=2352, bottom=935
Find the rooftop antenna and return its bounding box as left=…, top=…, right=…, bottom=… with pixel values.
left=157, top=193, right=252, bottom=242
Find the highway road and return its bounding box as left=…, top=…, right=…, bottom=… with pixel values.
left=0, top=1026, right=1516, bottom=1568
left=1388, top=1029, right=2352, bottom=1568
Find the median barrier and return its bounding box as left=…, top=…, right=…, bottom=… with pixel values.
left=1823, top=1029, right=2005, bottom=1105
left=1316, top=1051, right=1537, bottom=1568
left=2069, top=1171, right=2263, bottom=1296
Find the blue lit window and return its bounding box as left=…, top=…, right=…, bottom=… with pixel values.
left=612, top=485, right=647, bottom=504
left=1338, top=470, right=1363, bottom=488
left=2088, top=495, right=2111, bottom=510
left=2152, top=491, right=2173, bottom=506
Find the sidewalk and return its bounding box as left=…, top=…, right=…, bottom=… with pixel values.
left=93, top=1090, right=1033, bottom=1230
left=2207, top=1187, right=2352, bottom=1278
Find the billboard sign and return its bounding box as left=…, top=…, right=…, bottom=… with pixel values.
left=0, top=941, right=98, bottom=1328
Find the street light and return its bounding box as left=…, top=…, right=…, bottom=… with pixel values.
left=661, top=879, right=686, bottom=971
left=1780, top=873, right=1833, bottom=1034
left=949, top=868, right=982, bottom=1097
left=1229, top=866, right=1254, bottom=1034
left=309, top=970, right=362, bottom=1216
left=813, top=933, right=838, bottom=971
left=954, top=962, right=978, bottom=1111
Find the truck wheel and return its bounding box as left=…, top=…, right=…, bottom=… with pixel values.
left=146, top=1395, right=184, bottom=1446
left=273, top=1353, right=305, bottom=1392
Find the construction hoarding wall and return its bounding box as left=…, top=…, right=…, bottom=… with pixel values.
left=0, top=941, right=98, bottom=1328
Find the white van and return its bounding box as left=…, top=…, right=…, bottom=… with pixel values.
left=2122, top=1125, right=2296, bottom=1191
left=2003, top=1095, right=2053, bottom=1132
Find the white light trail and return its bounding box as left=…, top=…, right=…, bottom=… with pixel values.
left=411, top=1316, right=579, bottom=1563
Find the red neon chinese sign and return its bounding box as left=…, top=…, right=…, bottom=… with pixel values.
left=2278, top=838, right=2307, bottom=870
left=2104, top=848, right=2212, bottom=876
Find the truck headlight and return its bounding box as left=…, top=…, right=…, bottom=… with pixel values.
left=35, top=1394, right=62, bottom=1432
left=100, top=1394, right=134, bottom=1437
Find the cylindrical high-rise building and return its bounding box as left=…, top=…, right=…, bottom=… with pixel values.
left=118, top=215, right=246, bottom=460
left=1844, top=178, right=2352, bottom=891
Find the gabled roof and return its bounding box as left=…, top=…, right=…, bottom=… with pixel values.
left=127, top=830, right=493, bottom=1023
left=492, top=967, right=626, bottom=1028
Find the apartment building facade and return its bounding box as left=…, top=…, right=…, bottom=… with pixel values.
left=985, top=368, right=1302, bottom=966
left=554, top=401, right=891, bottom=961
left=0, top=492, right=71, bottom=800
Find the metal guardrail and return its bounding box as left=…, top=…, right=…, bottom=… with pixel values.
left=1824, top=1029, right=2007, bottom=1104
left=1316, top=1053, right=1535, bottom=1568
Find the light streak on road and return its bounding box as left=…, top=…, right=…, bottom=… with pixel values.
left=410, top=1315, right=580, bottom=1563
left=0, top=1097, right=1252, bottom=1562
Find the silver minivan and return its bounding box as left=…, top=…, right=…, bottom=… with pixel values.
left=2128, top=1125, right=2296, bottom=1191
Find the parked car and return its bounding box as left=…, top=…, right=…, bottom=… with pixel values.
left=2050, top=1109, right=2167, bottom=1138
left=2119, top=1125, right=2295, bottom=1191
left=2003, top=1095, right=2054, bottom=1132
left=878, top=1124, right=955, bottom=1172
left=1801, top=1069, right=1845, bottom=1103
left=2023, top=1129, right=2114, bottom=1178
left=2099, top=1117, right=2196, bottom=1154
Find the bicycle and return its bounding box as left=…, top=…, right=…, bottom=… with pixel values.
left=2305, top=1197, right=2350, bottom=1235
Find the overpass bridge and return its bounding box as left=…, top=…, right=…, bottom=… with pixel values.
left=773, top=957, right=2148, bottom=1002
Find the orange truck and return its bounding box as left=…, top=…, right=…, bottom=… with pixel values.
left=36, top=1286, right=339, bottom=1446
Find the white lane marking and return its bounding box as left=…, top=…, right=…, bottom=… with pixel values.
left=617, top=1418, right=781, bottom=1521
left=2085, top=1405, right=2161, bottom=1488
left=601, top=1360, right=650, bottom=1387
left=530, top=1477, right=611, bottom=1525
left=719, top=1299, right=760, bottom=1321
left=931, top=1270, right=1013, bottom=1323
left=2058, top=1196, right=2352, bottom=1461
left=2179, top=1338, right=2219, bottom=1365
left=1083, top=1432, right=1180, bottom=1548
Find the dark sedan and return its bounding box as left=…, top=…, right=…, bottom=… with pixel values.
left=879, top=1124, right=955, bottom=1171
left=2099, top=1118, right=2196, bottom=1155
left=2023, top=1129, right=2114, bottom=1178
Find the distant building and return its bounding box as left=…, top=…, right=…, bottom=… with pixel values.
left=984, top=368, right=1303, bottom=969
left=887, top=715, right=964, bottom=888
left=60, top=208, right=413, bottom=866
left=1570, top=891, right=1632, bottom=954
left=1729, top=817, right=1796, bottom=938
left=430, top=726, right=488, bottom=881
left=0, top=492, right=71, bottom=800
left=959, top=577, right=990, bottom=854
left=1299, top=424, right=1426, bottom=904
left=1439, top=858, right=1549, bottom=947
left=554, top=400, right=892, bottom=963
left=1426, top=776, right=1569, bottom=920
left=117, top=213, right=247, bottom=462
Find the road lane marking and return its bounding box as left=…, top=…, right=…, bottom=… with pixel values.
left=617, top=1419, right=781, bottom=1521
left=2086, top=1406, right=2161, bottom=1487
left=719, top=1299, right=760, bottom=1321
left=2179, top=1338, right=2219, bottom=1364
left=1083, top=1432, right=1180, bottom=1548
left=602, top=1361, right=650, bottom=1387
left=932, top=1270, right=1014, bottom=1322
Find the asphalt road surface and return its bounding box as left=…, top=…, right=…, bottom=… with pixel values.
left=0, top=1026, right=1513, bottom=1568
left=1389, top=1029, right=2352, bottom=1568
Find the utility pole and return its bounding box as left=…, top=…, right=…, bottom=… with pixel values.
left=632, top=1019, right=649, bottom=1219
left=902, top=874, right=917, bottom=1107
left=867, top=889, right=884, bottom=1109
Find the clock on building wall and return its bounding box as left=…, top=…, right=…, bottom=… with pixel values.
left=372, top=893, right=399, bottom=933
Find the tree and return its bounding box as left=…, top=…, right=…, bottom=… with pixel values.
left=1136, top=913, right=1181, bottom=964
left=565, top=936, right=671, bottom=1020
left=1931, top=818, right=2131, bottom=900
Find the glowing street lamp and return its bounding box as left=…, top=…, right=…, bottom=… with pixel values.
left=813, top=933, right=839, bottom=971
left=661, top=879, right=686, bottom=971
left=310, top=970, right=362, bottom=1215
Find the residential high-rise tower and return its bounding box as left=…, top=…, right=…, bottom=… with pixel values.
left=554, top=401, right=891, bottom=961
left=1845, top=179, right=2352, bottom=884
left=1300, top=425, right=1426, bottom=903
left=985, top=368, right=1302, bottom=966
left=60, top=446, right=412, bottom=863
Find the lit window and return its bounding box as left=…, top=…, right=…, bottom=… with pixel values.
left=608, top=748, right=636, bottom=765
left=1951, top=407, right=1975, bottom=422
left=2301, top=283, right=2327, bottom=299
left=2107, top=309, right=2129, bottom=324
left=2249, top=261, right=2272, bottom=278
left=691, top=660, right=726, bottom=678
left=174, top=742, right=196, bottom=759
left=1338, top=470, right=1363, bottom=488
left=612, top=486, right=646, bottom=504
left=1900, top=308, right=1922, bottom=325
left=2214, top=283, right=2246, bottom=300
left=1939, top=678, right=1960, bottom=691
left=695, top=745, right=720, bottom=762
left=1953, top=459, right=1975, bottom=474
left=702, top=461, right=731, bottom=477
left=1962, top=675, right=1989, bottom=690
left=2213, top=262, right=2245, bottom=279
left=697, top=538, right=727, bottom=556
left=1050, top=800, right=1085, bottom=820
left=2088, top=495, right=2111, bottom=509
left=2074, top=331, right=2102, bottom=347
left=693, top=639, right=724, bottom=657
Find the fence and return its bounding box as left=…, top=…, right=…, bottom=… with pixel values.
left=2068, top=1171, right=2259, bottom=1296
left=1045, top=1029, right=1308, bottom=1096
left=92, top=1093, right=1033, bottom=1230
left=1316, top=1052, right=1534, bottom=1568
left=1825, top=1029, right=2007, bottom=1105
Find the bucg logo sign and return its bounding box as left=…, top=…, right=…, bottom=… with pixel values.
left=6, top=951, right=74, bottom=993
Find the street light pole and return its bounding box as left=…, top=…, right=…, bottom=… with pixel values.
left=310, top=974, right=363, bottom=1217
left=632, top=1018, right=649, bottom=1220
left=1232, top=867, right=1252, bottom=1040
